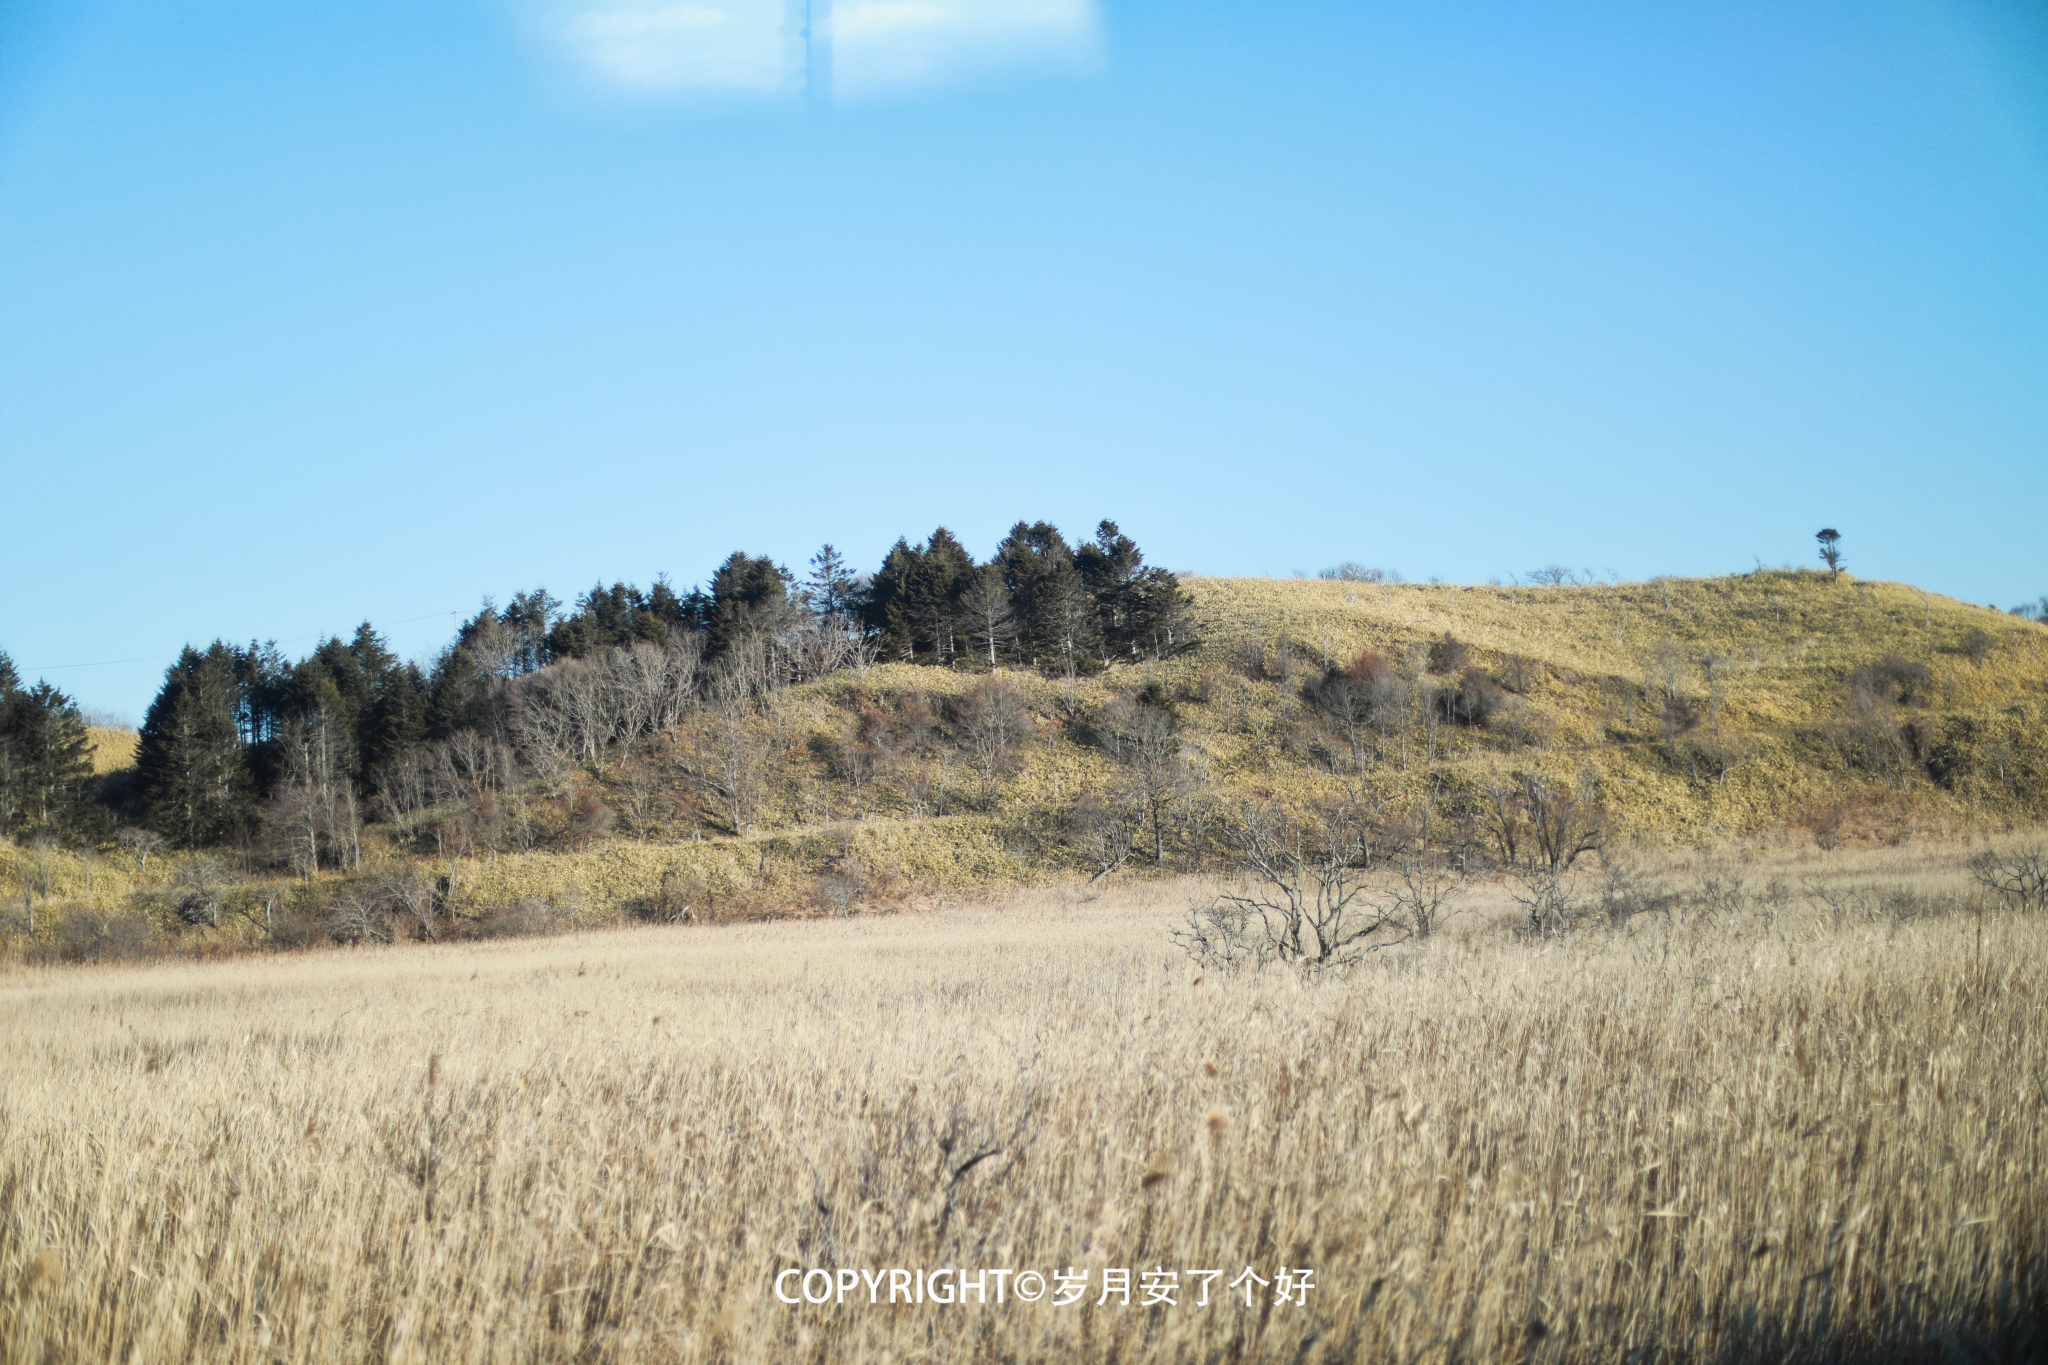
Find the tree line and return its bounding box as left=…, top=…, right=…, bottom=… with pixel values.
left=1, top=519, right=1192, bottom=857
left=0, top=653, right=100, bottom=843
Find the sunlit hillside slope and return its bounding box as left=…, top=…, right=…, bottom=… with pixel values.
left=21, top=570, right=2047, bottom=937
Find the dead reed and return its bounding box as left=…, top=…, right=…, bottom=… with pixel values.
left=0, top=846, right=2041, bottom=1363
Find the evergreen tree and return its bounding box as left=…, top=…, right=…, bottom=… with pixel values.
left=915, top=529, right=977, bottom=661
left=366, top=662, right=428, bottom=780
left=643, top=577, right=701, bottom=638
left=0, top=648, right=19, bottom=697
left=502, top=589, right=559, bottom=673
left=1075, top=520, right=1196, bottom=660
left=136, top=643, right=254, bottom=847
left=805, top=544, right=862, bottom=617
left=704, top=553, right=797, bottom=657
left=862, top=531, right=975, bottom=661
left=996, top=521, right=1102, bottom=671
left=231, top=640, right=292, bottom=747
left=0, top=680, right=99, bottom=839
left=863, top=538, right=925, bottom=661
left=1077, top=520, right=1145, bottom=651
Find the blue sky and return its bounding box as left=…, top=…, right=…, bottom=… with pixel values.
left=2, top=0, right=2044, bottom=722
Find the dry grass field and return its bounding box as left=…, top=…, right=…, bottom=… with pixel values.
left=3, top=839, right=2044, bottom=1363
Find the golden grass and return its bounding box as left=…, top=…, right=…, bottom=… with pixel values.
left=85, top=727, right=138, bottom=777
left=3, top=841, right=2042, bottom=1362
left=1164, top=573, right=2048, bottom=825
left=10, top=573, right=2036, bottom=947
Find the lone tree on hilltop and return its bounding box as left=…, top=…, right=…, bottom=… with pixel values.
left=1816, top=528, right=1843, bottom=580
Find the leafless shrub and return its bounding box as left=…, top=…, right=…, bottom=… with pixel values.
left=167, top=856, right=232, bottom=928
left=265, top=907, right=329, bottom=950
left=325, top=888, right=393, bottom=945
left=1169, top=897, right=1275, bottom=974
left=1427, top=633, right=1471, bottom=674
left=635, top=866, right=715, bottom=924
left=1511, top=868, right=1582, bottom=937
left=1590, top=856, right=1675, bottom=930
left=377, top=868, right=446, bottom=941
left=1175, top=803, right=1403, bottom=973
left=1522, top=770, right=1606, bottom=870
left=1806, top=881, right=1959, bottom=925
left=814, top=855, right=868, bottom=917
left=1385, top=849, right=1465, bottom=939
left=56, top=910, right=158, bottom=963
left=1969, top=845, right=2048, bottom=912
left=957, top=676, right=1033, bottom=809
left=474, top=897, right=566, bottom=939
left=116, top=826, right=164, bottom=872
left=1068, top=789, right=1144, bottom=884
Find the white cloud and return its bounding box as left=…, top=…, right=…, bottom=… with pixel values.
left=541, top=0, right=791, bottom=94
left=525, top=0, right=1102, bottom=101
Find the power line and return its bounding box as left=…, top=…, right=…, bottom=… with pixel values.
left=20, top=610, right=457, bottom=673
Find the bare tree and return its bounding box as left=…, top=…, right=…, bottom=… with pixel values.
left=18, top=836, right=59, bottom=933
left=958, top=676, right=1033, bottom=809
left=374, top=747, right=438, bottom=849
left=507, top=637, right=703, bottom=774
left=1481, top=770, right=1525, bottom=864
left=1521, top=770, right=1606, bottom=871
left=1069, top=788, right=1144, bottom=884
left=681, top=664, right=769, bottom=835
left=266, top=714, right=359, bottom=879
left=1095, top=695, right=1189, bottom=864
left=1386, top=847, right=1465, bottom=939
left=1969, top=845, right=2047, bottom=912
left=1176, top=803, right=1402, bottom=972
left=117, top=826, right=165, bottom=873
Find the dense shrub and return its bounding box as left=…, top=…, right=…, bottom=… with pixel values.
left=1847, top=654, right=1933, bottom=705
left=1427, top=633, right=1471, bottom=675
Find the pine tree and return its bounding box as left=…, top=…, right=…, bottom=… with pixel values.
left=805, top=545, right=861, bottom=617
left=864, top=538, right=926, bottom=661
left=503, top=589, right=560, bottom=673
left=997, top=521, right=1102, bottom=671
left=0, top=681, right=98, bottom=839
left=136, top=643, right=254, bottom=847
left=704, top=553, right=798, bottom=657
left=366, top=663, right=428, bottom=782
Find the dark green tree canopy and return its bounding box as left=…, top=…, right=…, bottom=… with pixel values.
left=137, top=642, right=254, bottom=847
left=0, top=678, right=100, bottom=839
left=705, top=552, right=798, bottom=657
left=122, top=516, right=1194, bottom=849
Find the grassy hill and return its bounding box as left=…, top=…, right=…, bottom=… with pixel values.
left=85, top=726, right=138, bottom=775
left=9, top=570, right=2045, bottom=943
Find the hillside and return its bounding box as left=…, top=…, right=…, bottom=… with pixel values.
left=11, top=570, right=2046, bottom=940
left=85, top=726, right=138, bottom=775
